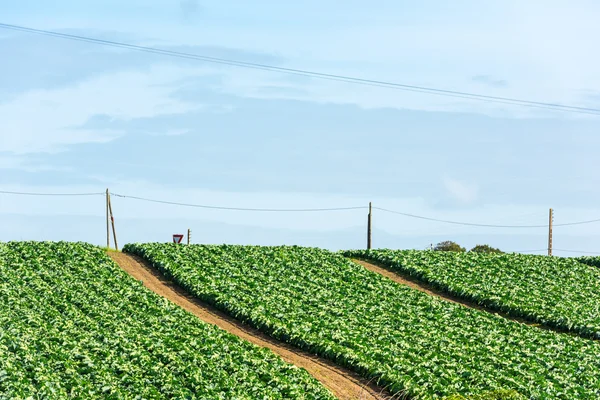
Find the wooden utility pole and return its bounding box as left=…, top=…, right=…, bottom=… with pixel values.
left=367, top=202, right=372, bottom=250
left=107, top=192, right=118, bottom=251
left=106, top=188, right=110, bottom=249
left=548, top=208, right=553, bottom=256
left=187, top=228, right=191, bottom=245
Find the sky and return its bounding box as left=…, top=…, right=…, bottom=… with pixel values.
left=1, top=0, right=600, bottom=255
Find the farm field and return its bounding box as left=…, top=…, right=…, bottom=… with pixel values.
left=578, top=256, right=600, bottom=268
left=0, top=241, right=334, bottom=399
left=125, top=243, right=600, bottom=399
left=344, top=249, right=600, bottom=339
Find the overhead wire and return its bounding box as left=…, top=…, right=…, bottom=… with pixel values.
left=553, top=249, right=600, bottom=255
left=110, top=195, right=600, bottom=227
left=372, top=207, right=549, bottom=228
left=553, top=218, right=600, bottom=227
left=2, top=189, right=600, bottom=228
left=110, top=192, right=366, bottom=212
left=1, top=23, right=600, bottom=116
left=374, top=207, right=600, bottom=228
left=0, top=190, right=104, bottom=196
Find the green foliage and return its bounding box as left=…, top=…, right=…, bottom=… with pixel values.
left=577, top=256, right=600, bottom=268
left=0, top=241, right=334, bottom=399
left=346, top=248, right=600, bottom=339
left=445, top=390, right=525, bottom=400
left=126, top=243, right=600, bottom=399
left=469, top=244, right=503, bottom=254
left=434, top=241, right=466, bottom=252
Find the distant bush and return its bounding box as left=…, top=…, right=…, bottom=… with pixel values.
left=470, top=244, right=503, bottom=254
left=434, top=241, right=466, bottom=252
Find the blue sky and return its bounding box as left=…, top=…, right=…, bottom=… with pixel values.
left=1, top=1, right=600, bottom=254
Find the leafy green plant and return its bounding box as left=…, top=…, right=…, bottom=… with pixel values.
left=126, top=243, right=600, bottom=399
left=445, top=390, right=524, bottom=400
left=0, top=241, right=333, bottom=399
left=577, top=256, right=600, bottom=268
left=345, top=248, right=600, bottom=339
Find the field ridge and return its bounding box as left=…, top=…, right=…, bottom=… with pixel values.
left=124, top=243, right=600, bottom=399
left=351, top=258, right=575, bottom=335
left=345, top=249, right=600, bottom=340
left=0, top=241, right=334, bottom=399
left=109, top=251, right=387, bottom=400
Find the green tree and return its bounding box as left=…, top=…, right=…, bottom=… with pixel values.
left=434, top=241, right=466, bottom=252
left=470, top=244, right=503, bottom=254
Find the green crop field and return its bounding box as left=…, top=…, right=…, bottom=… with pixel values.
left=0, top=241, right=334, bottom=399
left=578, top=256, right=600, bottom=268
left=125, top=243, right=600, bottom=399
left=344, top=249, right=600, bottom=339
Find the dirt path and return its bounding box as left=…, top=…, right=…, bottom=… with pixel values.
left=108, top=252, right=388, bottom=400
left=351, top=259, right=557, bottom=332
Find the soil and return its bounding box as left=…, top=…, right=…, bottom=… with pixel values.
left=108, top=252, right=389, bottom=400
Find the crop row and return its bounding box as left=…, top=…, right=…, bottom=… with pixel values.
left=0, top=242, right=333, bottom=399
left=125, top=243, right=600, bottom=399
left=578, top=256, right=600, bottom=268
left=345, top=249, right=600, bottom=339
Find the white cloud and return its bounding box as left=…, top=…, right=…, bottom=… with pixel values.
left=7, top=2, right=600, bottom=120
left=164, top=129, right=190, bottom=136
left=0, top=154, right=71, bottom=172
left=0, top=65, right=202, bottom=155
left=443, top=178, right=479, bottom=204
left=197, top=2, right=600, bottom=119
left=0, top=155, right=25, bottom=170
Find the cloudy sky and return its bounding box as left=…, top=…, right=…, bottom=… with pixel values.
left=1, top=1, right=600, bottom=254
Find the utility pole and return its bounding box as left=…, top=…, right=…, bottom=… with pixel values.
left=367, top=202, right=372, bottom=250
left=108, top=192, right=118, bottom=251
left=106, top=188, right=110, bottom=249
left=187, top=228, right=191, bottom=245
left=548, top=208, right=553, bottom=256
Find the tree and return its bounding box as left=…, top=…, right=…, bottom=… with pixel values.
left=470, top=244, right=503, bottom=254
left=434, top=241, right=466, bottom=252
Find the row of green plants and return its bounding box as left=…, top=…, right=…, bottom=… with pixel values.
left=445, top=390, right=524, bottom=400
left=0, top=241, right=334, bottom=399
left=578, top=256, right=600, bottom=268
left=125, top=243, right=600, bottom=399
left=345, top=248, right=600, bottom=339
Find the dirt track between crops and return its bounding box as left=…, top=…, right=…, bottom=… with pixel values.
left=352, top=258, right=554, bottom=331
left=108, top=252, right=389, bottom=400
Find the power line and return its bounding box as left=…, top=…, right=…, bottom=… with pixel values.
left=111, top=193, right=366, bottom=212
left=2, top=188, right=600, bottom=227
left=375, top=207, right=600, bottom=228
left=1, top=22, right=600, bottom=116
left=373, top=207, right=549, bottom=228
left=553, top=249, right=600, bottom=255
left=0, top=190, right=104, bottom=196
left=554, top=218, right=600, bottom=227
